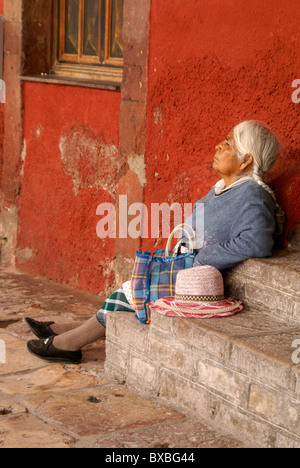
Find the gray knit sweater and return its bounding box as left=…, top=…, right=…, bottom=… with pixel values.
left=184, top=180, right=275, bottom=271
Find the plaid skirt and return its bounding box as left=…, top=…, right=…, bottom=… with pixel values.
left=96, top=282, right=135, bottom=328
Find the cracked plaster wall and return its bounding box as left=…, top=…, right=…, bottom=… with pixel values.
left=6, top=0, right=151, bottom=296
left=16, top=82, right=121, bottom=294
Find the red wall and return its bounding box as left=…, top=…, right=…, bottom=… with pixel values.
left=17, top=82, right=121, bottom=295
left=143, top=0, right=300, bottom=250
left=4, top=0, right=300, bottom=296
left=0, top=0, right=4, bottom=190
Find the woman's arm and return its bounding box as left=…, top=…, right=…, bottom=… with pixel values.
left=193, top=197, right=275, bottom=271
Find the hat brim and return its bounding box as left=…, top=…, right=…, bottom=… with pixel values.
left=149, top=296, right=243, bottom=319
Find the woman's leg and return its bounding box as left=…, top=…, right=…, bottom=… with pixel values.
left=50, top=321, right=83, bottom=334
left=52, top=283, right=135, bottom=351
left=52, top=314, right=105, bottom=351
left=27, top=283, right=134, bottom=361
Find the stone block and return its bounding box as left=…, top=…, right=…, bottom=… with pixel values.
left=165, top=314, right=229, bottom=359
left=0, top=333, right=47, bottom=376
left=276, top=397, right=300, bottom=434
left=128, top=354, right=159, bottom=394
left=230, top=335, right=293, bottom=390
left=269, top=266, right=300, bottom=297
left=148, top=335, right=196, bottom=377
left=275, top=432, right=300, bottom=449
left=90, top=417, right=242, bottom=449
left=24, top=384, right=181, bottom=438
left=245, top=283, right=293, bottom=317
left=0, top=413, right=73, bottom=448
left=104, top=340, right=129, bottom=377
left=226, top=252, right=300, bottom=325
left=159, top=370, right=268, bottom=447
left=159, top=371, right=179, bottom=401
left=150, top=307, right=173, bottom=333
left=193, top=328, right=229, bottom=360
left=292, top=301, right=300, bottom=323
left=197, top=361, right=246, bottom=405
left=104, top=361, right=127, bottom=385
left=0, top=363, right=98, bottom=396
left=217, top=404, right=271, bottom=448
left=106, top=312, right=150, bottom=356
left=293, top=366, right=300, bottom=394
left=159, top=370, right=217, bottom=422
left=170, top=315, right=193, bottom=342
left=248, top=384, right=277, bottom=420
left=240, top=259, right=271, bottom=281
left=223, top=273, right=246, bottom=301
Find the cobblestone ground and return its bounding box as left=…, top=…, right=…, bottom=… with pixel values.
left=0, top=269, right=247, bottom=448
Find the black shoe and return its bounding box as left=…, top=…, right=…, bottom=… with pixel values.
left=25, top=317, right=58, bottom=340
left=27, top=336, right=82, bottom=364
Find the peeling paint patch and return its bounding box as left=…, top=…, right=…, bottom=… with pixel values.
left=36, top=124, right=44, bottom=139
left=153, top=106, right=163, bottom=126
left=0, top=206, right=19, bottom=267
left=128, top=154, right=146, bottom=187
left=96, top=258, right=116, bottom=297
left=16, top=247, right=35, bottom=265
left=59, top=126, right=118, bottom=196
left=20, top=139, right=26, bottom=177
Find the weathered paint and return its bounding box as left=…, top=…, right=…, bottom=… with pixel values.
left=0, top=0, right=23, bottom=268
left=59, top=125, right=119, bottom=197
left=143, top=0, right=300, bottom=251
left=8, top=0, right=150, bottom=294
left=16, top=82, right=121, bottom=295
left=0, top=0, right=3, bottom=189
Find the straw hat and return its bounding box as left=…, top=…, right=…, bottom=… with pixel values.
left=149, top=265, right=243, bottom=319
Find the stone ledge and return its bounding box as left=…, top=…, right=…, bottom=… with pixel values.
left=105, top=307, right=300, bottom=448
left=224, top=250, right=300, bottom=325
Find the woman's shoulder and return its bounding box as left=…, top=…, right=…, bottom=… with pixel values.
left=233, top=180, right=274, bottom=205
left=194, top=186, right=215, bottom=205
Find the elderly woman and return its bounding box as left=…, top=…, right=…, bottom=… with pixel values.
left=26, top=120, right=283, bottom=363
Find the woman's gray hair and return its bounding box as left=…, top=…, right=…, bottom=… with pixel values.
left=233, top=120, right=285, bottom=233
left=233, top=120, right=281, bottom=201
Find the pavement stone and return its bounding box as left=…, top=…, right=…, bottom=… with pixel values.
left=0, top=268, right=246, bottom=448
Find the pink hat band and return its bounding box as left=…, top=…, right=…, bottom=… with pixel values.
left=150, top=265, right=243, bottom=319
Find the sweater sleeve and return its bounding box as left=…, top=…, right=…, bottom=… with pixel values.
left=193, top=194, right=275, bottom=271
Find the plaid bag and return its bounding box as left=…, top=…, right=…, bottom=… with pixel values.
left=131, top=224, right=196, bottom=324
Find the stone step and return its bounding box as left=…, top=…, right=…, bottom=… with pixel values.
left=105, top=306, right=300, bottom=448
left=224, top=250, right=300, bottom=325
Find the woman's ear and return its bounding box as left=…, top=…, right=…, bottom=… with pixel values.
left=241, top=153, right=254, bottom=171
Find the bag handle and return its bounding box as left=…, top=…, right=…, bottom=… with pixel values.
left=165, top=223, right=196, bottom=257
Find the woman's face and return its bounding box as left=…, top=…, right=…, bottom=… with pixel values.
left=213, top=130, right=241, bottom=178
